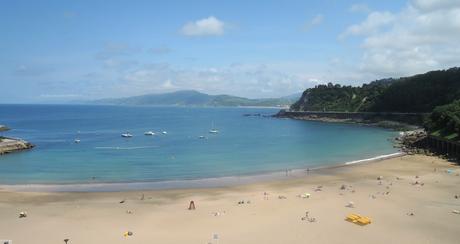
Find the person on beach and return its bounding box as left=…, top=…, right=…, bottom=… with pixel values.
left=188, top=200, right=196, bottom=210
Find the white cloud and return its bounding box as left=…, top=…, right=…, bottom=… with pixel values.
left=310, top=14, right=324, bottom=26
left=340, top=11, right=395, bottom=38
left=340, top=0, right=460, bottom=78
left=349, top=3, right=371, bottom=13
left=161, top=79, right=176, bottom=89
left=180, top=16, right=225, bottom=36
left=116, top=63, right=317, bottom=98
left=303, top=14, right=324, bottom=31
left=411, top=0, right=460, bottom=12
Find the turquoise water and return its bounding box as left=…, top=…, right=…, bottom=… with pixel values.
left=0, top=105, right=398, bottom=185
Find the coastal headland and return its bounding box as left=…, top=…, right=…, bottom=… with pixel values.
left=0, top=137, right=34, bottom=155
left=1, top=154, right=459, bottom=244
left=0, top=125, right=34, bottom=155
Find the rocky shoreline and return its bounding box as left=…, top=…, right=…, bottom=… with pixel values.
left=0, top=137, right=34, bottom=155
left=274, top=111, right=420, bottom=131
left=273, top=110, right=445, bottom=159
left=394, top=130, right=430, bottom=154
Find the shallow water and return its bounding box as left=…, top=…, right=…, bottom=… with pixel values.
left=0, top=105, right=398, bottom=184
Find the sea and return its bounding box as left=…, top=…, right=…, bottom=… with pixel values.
left=0, top=104, right=399, bottom=188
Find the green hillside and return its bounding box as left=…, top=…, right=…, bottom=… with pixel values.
left=291, top=67, right=460, bottom=113
left=425, top=99, right=460, bottom=142
left=290, top=67, right=460, bottom=140
left=290, top=79, right=394, bottom=112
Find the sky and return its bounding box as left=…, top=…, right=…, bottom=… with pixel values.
left=1, top=0, right=460, bottom=103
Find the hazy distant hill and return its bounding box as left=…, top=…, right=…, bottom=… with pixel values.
left=91, top=90, right=299, bottom=107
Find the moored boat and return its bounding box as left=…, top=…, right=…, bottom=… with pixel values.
left=121, top=132, right=133, bottom=138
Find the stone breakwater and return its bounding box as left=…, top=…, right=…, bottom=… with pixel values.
left=0, top=137, right=34, bottom=155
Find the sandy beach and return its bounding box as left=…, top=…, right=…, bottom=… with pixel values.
left=1, top=154, right=459, bottom=244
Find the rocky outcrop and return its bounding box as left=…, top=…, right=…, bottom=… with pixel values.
left=0, top=125, right=10, bottom=132
left=394, top=130, right=432, bottom=155
left=0, top=137, right=34, bottom=155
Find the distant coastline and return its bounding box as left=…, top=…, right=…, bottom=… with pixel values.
left=85, top=103, right=288, bottom=109
left=86, top=90, right=300, bottom=108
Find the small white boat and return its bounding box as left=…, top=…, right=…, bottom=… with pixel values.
left=199, top=135, right=206, bottom=139
left=121, top=133, right=133, bottom=138
left=144, top=131, right=155, bottom=136
left=162, top=131, right=168, bottom=135
left=209, top=121, right=219, bottom=134
left=74, top=131, right=81, bottom=143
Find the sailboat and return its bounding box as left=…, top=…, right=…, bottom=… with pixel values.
left=209, top=122, right=219, bottom=134
left=121, top=132, right=133, bottom=138
left=144, top=131, right=155, bottom=136
left=74, top=131, right=81, bottom=143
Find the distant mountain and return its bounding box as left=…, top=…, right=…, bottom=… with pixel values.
left=91, top=90, right=300, bottom=107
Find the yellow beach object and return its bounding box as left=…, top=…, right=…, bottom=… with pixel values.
left=346, top=213, right=361, bottom=222
left=357, top=216, right=371, bottom=225
left=346, top=213, right=372, bottom=225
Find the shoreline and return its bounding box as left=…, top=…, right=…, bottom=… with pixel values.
left=2, top=103, right=287, bottom=110
left=0, top=152, right=404, bottom=192
left=0, top=154, right=459, bottom=244
left=283, top=116, right=419, bottom=131
left=274, top=110, right=422, bottom=131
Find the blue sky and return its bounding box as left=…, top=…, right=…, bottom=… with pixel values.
left=1, top=0, right=459, bottom=103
